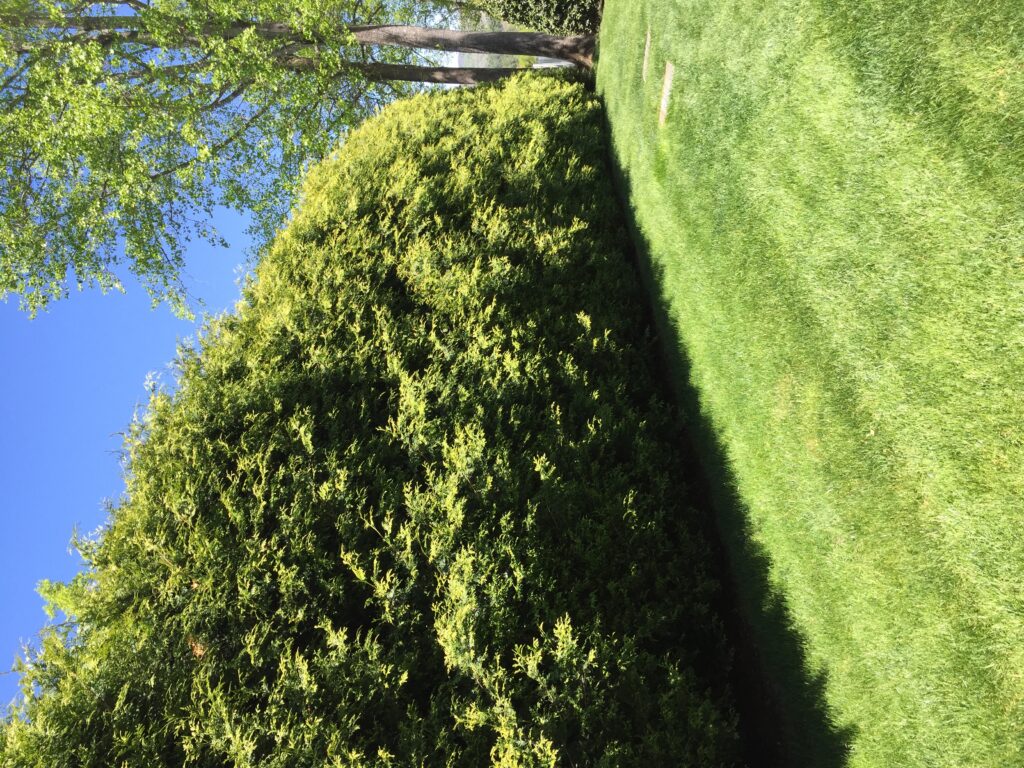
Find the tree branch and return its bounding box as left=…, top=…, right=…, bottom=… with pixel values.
left=148, top=101, right=273, bottom=181
left=282, top=56, right=524, bottom=84
left=200, top=80, right=251, bottom=112
left=345, top=26, right=595, bottom=67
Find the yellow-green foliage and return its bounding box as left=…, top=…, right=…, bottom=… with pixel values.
left=1, top=76, right=737, bottom=767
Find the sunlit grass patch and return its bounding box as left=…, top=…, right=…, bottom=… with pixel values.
left=598, top=1, right=1024, bottom=765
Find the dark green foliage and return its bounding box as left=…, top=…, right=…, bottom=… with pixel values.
left=479, top=0, right=601, bottom=35
left=1, top=75, right=737, bottom=767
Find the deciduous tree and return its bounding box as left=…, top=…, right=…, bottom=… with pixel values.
left=0, top=0, right=595, bottom=314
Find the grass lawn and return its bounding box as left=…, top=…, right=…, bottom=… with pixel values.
left=597, top=1, right=1024, bottom=766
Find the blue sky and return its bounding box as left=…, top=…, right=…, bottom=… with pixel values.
left=0, top=211, right=252, bottom=707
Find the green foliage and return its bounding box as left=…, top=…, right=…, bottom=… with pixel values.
left=0, top=0, right=436, bottom=316
left=1, top=75, right=738, bottom=767
left=598, top=0, right=1024, bottom=765
left=479, top=0, right=600, bottom=36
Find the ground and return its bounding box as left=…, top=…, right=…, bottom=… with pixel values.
left=597, top=0, right=1024, bottom=765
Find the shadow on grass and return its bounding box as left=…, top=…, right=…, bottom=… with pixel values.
left=600, top=116, right=855, bottom=768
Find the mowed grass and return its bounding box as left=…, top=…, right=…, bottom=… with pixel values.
left=597, top=1, right=1024, bottom=766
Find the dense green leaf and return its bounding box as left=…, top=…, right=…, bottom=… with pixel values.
left=480, top=0, right=600, bottom=36
left=2, top=75, right=737, bottom=767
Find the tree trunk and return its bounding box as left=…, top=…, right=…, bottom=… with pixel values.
left=352, top=62, right=529, bottom=84
left=9, top=15, right=596, bottom=69
left=346, top=26, right=596, bottom=68
left=283, top=57, right=524, bottom=84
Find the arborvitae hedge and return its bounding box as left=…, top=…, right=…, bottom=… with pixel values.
left=2, top=76, right=738, bottom=767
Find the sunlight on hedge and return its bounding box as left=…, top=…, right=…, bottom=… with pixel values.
left=2, top=76, right=737, bottom=767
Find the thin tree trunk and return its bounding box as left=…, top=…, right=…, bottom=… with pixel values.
left=361, top=63, right=527, bottom=84
left=346, top=26, right=595, bottom=68
left=284, top=57, right=524, bottom=84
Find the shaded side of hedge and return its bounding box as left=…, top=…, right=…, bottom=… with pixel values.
left=2, top=76, right=737, bottom=767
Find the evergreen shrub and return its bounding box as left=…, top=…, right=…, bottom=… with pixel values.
left=2, top=75, right=737, bottom=767
left=480, top=0, right=601, bottom=36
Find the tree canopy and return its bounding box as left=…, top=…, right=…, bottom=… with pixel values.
left=1, top=75, right=737, bottom=767
left=0, top=0, right=593, bottom=315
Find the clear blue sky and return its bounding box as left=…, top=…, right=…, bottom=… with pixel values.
left=0, top=211, right=252, bottom=708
